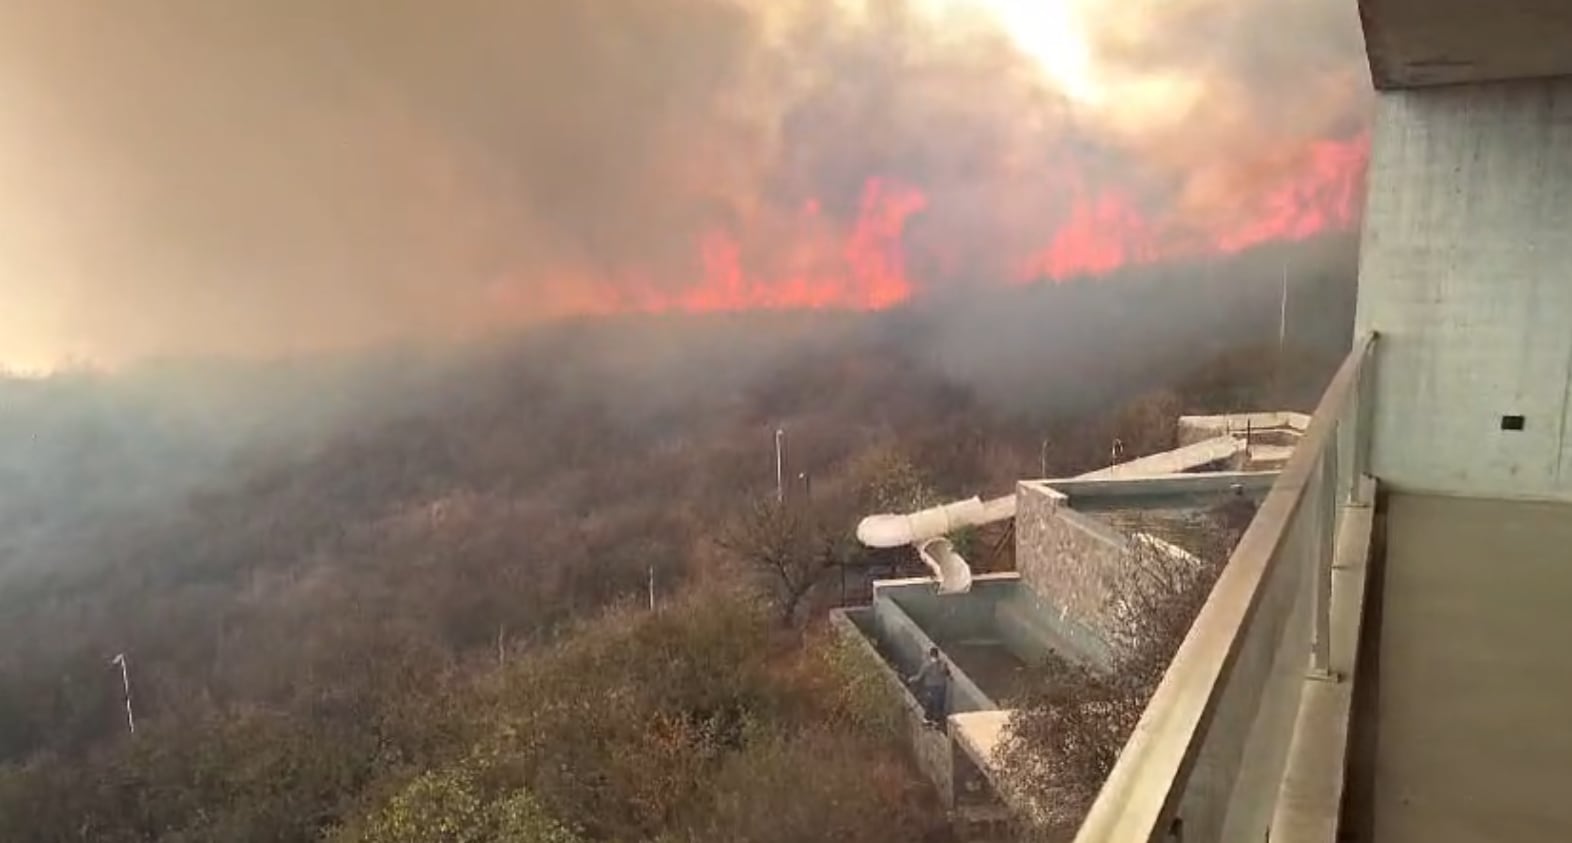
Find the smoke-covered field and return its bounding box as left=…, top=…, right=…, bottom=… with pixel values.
left=0, top=230, right=1356, bottom=840
left=2, top=0, right=1367, bottom=367
left=0, top=1, right=1371, bottom=837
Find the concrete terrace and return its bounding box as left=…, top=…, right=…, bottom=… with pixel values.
left=1365, top=494, right=1572, bottom=842
left=834, top=466, right=1281, bottom=819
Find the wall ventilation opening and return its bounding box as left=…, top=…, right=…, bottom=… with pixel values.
left=1501, top=415, right=1526, bottom=432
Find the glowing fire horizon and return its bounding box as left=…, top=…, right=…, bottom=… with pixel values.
left=0, top=0, right=1374, bottom=368
left=539, top=132, right=1369, bottom=318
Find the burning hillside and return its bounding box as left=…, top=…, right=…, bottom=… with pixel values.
left=523, top=127, right=1368, bottom=317
left=0, top=0, right=1370, bottom=364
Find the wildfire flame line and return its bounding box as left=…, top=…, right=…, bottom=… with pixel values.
left=529, top=133, right=1368, bottom=318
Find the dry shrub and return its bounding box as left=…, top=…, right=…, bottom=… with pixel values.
left=717, top=496, right=854, bottom=627
left=1000, top=504, right=1251, bottom=839
left=354, top=585, right=945, bottom=843
left=664, top=728, right=945, bottom=843
left=769, top=627, right=907, bottom=742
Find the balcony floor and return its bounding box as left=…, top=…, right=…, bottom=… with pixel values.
left=1373, top=494, right=1572, bottom=842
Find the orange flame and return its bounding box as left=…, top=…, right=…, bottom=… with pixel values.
left=1211, top=133, right=1369, bottom=254
left=1022, top=133, right=1370, bottom=282
left=674, top=179, right=925, bottom=312
left=526, top=134, right=1367, bottom=317
left=532, top=179, right=927, bottom=316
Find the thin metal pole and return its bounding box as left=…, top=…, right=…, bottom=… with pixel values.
left=648, top=565, right=656, bottom=611
left=1040, top=439, right=1049, bottom=478
left=774, top=428, right=785, bottom=503
left=1277, top=261, right=1290, bottom=409
left=110, top=653, right=135, bottom=735
left=1279, top=261, right=1289, bottom=355
left=1350, top=338, right=1378, bottom=506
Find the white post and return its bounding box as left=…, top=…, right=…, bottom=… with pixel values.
left=110, top=653, right=135, bottom=735
left=774, top=428, right=785, bottom=503
left=648, top=565, right=656, bottom=611
left=1310, top=444, right=1338, bottom=680
left=1279, top=261, right=1289, bottom=355
left=1350, top=339, right=1378, bottom=506
left=1040, top=439, right=1049, bottom=478
left=1277, top=261, right=1290, bottom=408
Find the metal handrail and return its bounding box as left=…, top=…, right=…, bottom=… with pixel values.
left=1073, top=333, right=1377, bottom=843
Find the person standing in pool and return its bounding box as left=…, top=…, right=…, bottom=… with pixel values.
left=908, top=646, right=950, bottom=728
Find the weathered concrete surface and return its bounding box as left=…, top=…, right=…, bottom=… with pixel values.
left=869, top=590, right=995, bottom=712
left=885, top=575, right=1016, bottom=646
left=1371, top=494, right=1572, bottom=842
left=871, top=574, right=1109, bottom=704
left=994, top=584, right=1109, bottom=668
left=1361, top=0, right=1572, bottom=89
left=831, top=609, right=961, bottom=808
left=1272, top=504, right=1374, bottom=843
left=1012, top=482, right=1127, bottom=656
left=1177, top=412, right=1309, bottom=447
left=951, top=710, right=1010, bottom=790
left=1075, top=435, right=1246, bottom=480
left=1043, top=471, right=1278, bottom=507
left=1356, top=76, right=1572, bottom=501
left=942, top=641, right=1033, bottom=707
left=1014, top=475, right=1279, bottom=665
left=881, top=574, right=1078, bottom=666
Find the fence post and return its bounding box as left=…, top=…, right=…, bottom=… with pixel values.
left=1309, top=437, right=1338, bottom=679
left=1349, top=338, right=1377, bottom=506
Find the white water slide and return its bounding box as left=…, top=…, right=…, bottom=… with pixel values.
left=856, top=496, right=1017, bottom=594
left=855, top=434, right=1257, bottom=594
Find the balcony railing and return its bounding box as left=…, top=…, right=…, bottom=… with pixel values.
left=1073, top=333, right=1377, bottom=843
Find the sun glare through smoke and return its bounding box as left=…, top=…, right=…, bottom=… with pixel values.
left=973, top=0, right=1101, bottom=101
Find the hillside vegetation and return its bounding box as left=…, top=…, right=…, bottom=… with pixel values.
left=0, top=244, right=1354, bottom=842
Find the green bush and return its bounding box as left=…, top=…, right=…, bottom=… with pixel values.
left=345, top=766, right=579, bottom=843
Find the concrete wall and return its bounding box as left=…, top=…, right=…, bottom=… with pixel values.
left=887, top=579, right=1008, bottom=644
left=832, top=608, right=996, bottom=812
left=831, top=609, right=960, bottom=808
left=994, top=585, right=1112, bottom=668
left=869, top=589, right=996, bottom=712
left=1178, top=413, right=1309, bottom=447
left=1356, top=77, right=1572, bottom=501
left=888, top=573, right=1110, bottom=676
left=1013, top=482, right=1129, bottom=658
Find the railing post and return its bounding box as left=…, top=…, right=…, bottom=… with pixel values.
left=1310, top=436, right=1338, bottom=680
left=1349, top=337, right=1377, bottom=506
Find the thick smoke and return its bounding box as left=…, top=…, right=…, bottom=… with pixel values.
left=1073, top=0, right=1370, bottom=226
left=0, top=0, right=1368, bottom=366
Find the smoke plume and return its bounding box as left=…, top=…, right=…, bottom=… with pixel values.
left=0, top=0, right=1370, bottom=367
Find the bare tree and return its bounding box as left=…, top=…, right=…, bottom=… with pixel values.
left=718, top=497, right=845, bottom=627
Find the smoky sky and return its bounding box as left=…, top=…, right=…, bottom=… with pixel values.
left=0, top=0, right=1369, bottom=366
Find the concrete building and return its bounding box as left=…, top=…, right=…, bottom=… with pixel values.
left=1064, top=5, right=1572, bottom=842
left=834, top=438, right=1284, bottom=832
left=1175, top=412, right=1308, bottom=472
